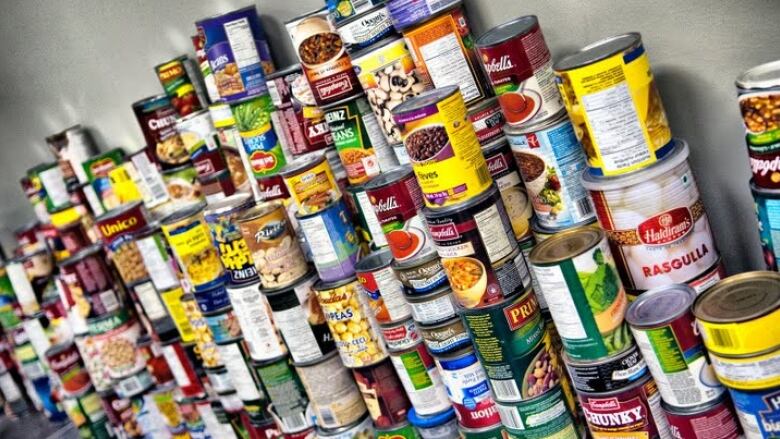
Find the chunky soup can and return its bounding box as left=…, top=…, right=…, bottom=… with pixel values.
left=392, top=86, right=492, bottom=208
left=736, top=60, right=780, bottom=147
left=582, top=140, right=720, bottom=291
left=529, top=226, right=631, bottom=361
left=132, top=94, right=189, bottom=169
left=296, top=199, right=360, bottom=282
left=482, top=139, right=533, bottom=240
left=356, top=249, right=412, bottom=324
left=475, top=16, right=563, bottom=127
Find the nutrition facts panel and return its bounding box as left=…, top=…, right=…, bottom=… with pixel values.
left=225, top=18, right=261, bottom=69
left=418, top=34, right=479, bottom=102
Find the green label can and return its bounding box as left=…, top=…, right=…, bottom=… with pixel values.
left=376, top=421, right=421, bottom=439
left=253, top=356, right=311, bottom=433
left=459, top=424, right=506, bottom=439
left=495, top=385, right=578, bottom=439
left=230, top=94, right=287, bottom=178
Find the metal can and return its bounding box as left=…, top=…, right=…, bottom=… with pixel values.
left=227, top=280, right=287, bottom=361
left=130, top=279, right=169, bottom=325
left=86, top=309, right=145, bottom=380
left=392, top=252, right=448, bottom=296
left=468, top=98, right=505, bottom=147
left=313, top=277, right=387, bottom=367
left=237, top=200, right=309, bottom=289
left=529, top=226, right=632, bottom=361
left=319, top=414, right=375, bottom=439
left=563, top=343, right=647, bottom=394
left=295, top=350, right=368, bottom=429
left=752, top=183, right=780, bottom=270
left=495, top=384, right=578, bottom=439
left=297, top=199, right=360, bottom=282
left=161, top=202, right=224, bottom=291
left=352, top=357, right=411, bottom=428
left=708, top=347, right=780, bottom=391
left=578, top=373, right=671, bottom=438
left=407, top=407, right=458, bottom=439
left=337, top=4, right=396, bottom=53
left=459, top=424, right=506, bottom=439
left=417, top=317, right=470, bottom=357
left=205, top=365, right=235, bottom=394
left=626, top=283, right=724, bottom=408
left=424, top=185, right=529, bottom=309
left=216, top=338, right=265, bottom=402
left=747, top=141, right=780, bottom=190
left=204, top=193, right=259, bottom=285
left=728, top=386, right=780, bottom=439
left=45, top=341, right=92, bottom=396
left=159, top=337, right=205, bottom=399
left=264, top=271, right=335, bottom=364
left=132, top=94, right=189, bottom=168
left=347, top=184, right=388, bottom=249
left=30, top=162, right=70, bottom=213
left=94, top=201, right=150, bottom=286
left=389, top=341, right=451, bottom=416
left=379, top=318, right=420, bottom=352
left=736, top=60, right=780, bottom=148
left=400, top=5, right=488, bottom=105
left=351, top=37, right=431, bottom=144
left=57, top=244, right=113, bottom=310
left=505, top=111, right=594, bottom=228
left=176, top=111, right=223, bottom=178
left=252, top=356, right=312, bottom=433
left=554, top=33, right=673, bottom=176
left=285, top=8, right=361, bottom=106
left=280, top=152, right=342, bottom=215
left=230, top=94, right=288, bottom=178
left=46, top=124, right=99, bottom=185
left=155, top=56, right=203, bottom=116
left=133, top=224, right=181, bottom=291
left=482, top=139, right=533, bottom=241
left=434, top=347, right=501, bottom=428
left=203, top=307, right=243, bottom=343
left=404, top=286, right=458, bottom=325
left=692, top=271, right=780, bottom=357
left=356, top=249, right=412, bottom=324
left=662, top=395, right=741, bottom=439
left=392, top=86, right=491, bottom=208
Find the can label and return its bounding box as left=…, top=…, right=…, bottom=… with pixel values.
left=483, top=142, right=533, bottom=240
left=156, top=57, right=203, bottom=116
left=468, top=100, right=506, bottom=146
left=298, top=200, right=360, bottom=282
left=205, top=201, right=259, bottom=286
left=337, top=5, right=394, bottom=51
left=135, top=231, right=180, bottom=291
left=408, top=291, right=458, bottom=325
left=753, top=190, right=780, bottom=270
left=163, top=216, right=224, bottom=290
left=665, top=399, right=740, bottom=439
left=352, top=359, right=411, bottom=428
left=217, top=342, right=263, bottom=401
left=729, top=387, right=780, bottom=439
left=435, top=351, right=501, bottom=428
left=254, top=359, right=311, bottom=433
left=497, top=386, right=577, bottom=439
left=709, top=349, right=780, bottom=391
left=204, top=309, right=242, bottom=343
left=579, top=378, right=671, bottom=438
left=380, top=319, right=420, bottom=352
left=389, top=344, right=451, bottom=416
left=295, top=353, right=367, bottom=429
left=564, top=344, right=647, bottom=394
left=88, top=313, right=145, bottom=379
left=418, top=318, right=471, bottom=356
left=159, top=287, right=196, bottom=343
left=351, top=188, right=388, bottom=248
left=386, top=0, right=460, bottom=30
left=357, top=265, right=411, bottom=323
left=181, top=298, right=220, bottom=368
left=231, top=95, right=287, bottom=177
left=283, top=155, right=341, bottom=215
left=226, top=282, right=286, bottom=361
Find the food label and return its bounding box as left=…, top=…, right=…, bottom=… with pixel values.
left=578, top=379, right=671, bottom=438
left=324, top=98, right=387, bottom=184
left=226, top=283, right=286, bottom=361
left=133, top=96, right=190, bottom=167
left=484, top=143, right=533, bottom=240
left=496, top=386, right=576, bottom=438
left=336, top=5, right=394, bottom=51
left=665, top=399, right=740, bottom=439
left=90, top=318, right=146, bottom=379
left=564, top=344, right=647, bottom=394
left=283, top=156, right=341, bottom=215
left=231, top=95, right=287, bottom=177
left=728, top=387, right=780, bottom=439
left=435, top=351, right=501, bottom=428
left=357, top=265, right=411, bottom=323
left=156, top=57, right=203, bottom=116
left=354, top=190, right=388, bottom=248
left=217, top=342, right=263, bottom=401
left=297, top=200, right=359, bottom=282
left=419, top=319, right=471, bottom=355
left=159, top=287, right=196, bottom=344
left=162, top=216, right=224, bottom=289
left=254, top=360, right=311, bottom=433
left=133, top=281, right=168, bottom=321
left=408, top=292, right=457, bottom=325
left=389, top=345, right=451, bottom=416
left=295, top=353, right=367, bottom=429
left=380, top=319, right=419, bottom=352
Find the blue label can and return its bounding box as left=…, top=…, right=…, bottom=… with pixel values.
left=751, top=181, right=780, bottom=271
left=729, top=386, right=780, bottom=438
left=296, top=199, right=360, bottom=282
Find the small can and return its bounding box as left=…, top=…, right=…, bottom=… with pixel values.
left=204, top=193, right=259, bottom=286
left=434, top=347, right=501, bottom=428
left=295, top=350, right=368, bottom=429
left=356, top=249, right=412, bottom=324
left=375, top=421, right=420, bottom=439
left=226, top=280, right=287, bottom=362
left=230, top=94, right=288, bottom=178
left=692, top=271, right=780, bottom=357
left=216, top=339, right=265, bottom=402
left=73, top=335, right=112, bottom=392
left=132, top=94, right=189, bottom=168
left=392, top=86, right=491, bottom=208
left=404, top=286, right=458, bottom=325
left=554, top=33, right=673, bottom=176
left=264, top=271, right=336, bottom=364
left=578, top=373, right=671, bottom=438
left=193, top=281, right=232, bottom=314
left=161, top=202, right=224, bottom=291
left=313, top=277, right=387, bottom=368
left=392, top=253, right=449, bottom=295
left=280, top=152, right=342, bottom=215
left=159, top=338, right=205, bottom=399
left=424, top=184, right=529, bottom=309
left=347, top=184, right=388, bottom=249
left=237, top=200, right=309, bottom=289
left=319, top=414, right=375, bottom=439
left=482, top=139, right=533, bottom=241
left=285, top=8, right=361, bottom=106
left=364, top=167, right=437, bottom=263
left=662, top=395, right=741, bottom=439
left=736, top=60, right=780, bottom=147
left=401, top=5, right=488, bottom=105
left=297, top=199, right=360, bottom=282
left=563, top=343, right=648, bottom=394
left=133, top=225, right=181, bottom=292
left=203, top=307, right=243, bottom=343
left=475, top=16, right=562, bottom=127
left=94, top=201, right=150, bottom=286
left=529, top=226, right=632, bottom=361
left=407, top=407, right=459, bottom=439
left=389, top=341, right=451, bottom=416
left=417, top=317, right=471, bottom=356
left=708, top=347, right=780, bottom=391
left=352, top=357, right=411, bottom=428
left=505, top=111, right=594, bottom=228
left=495, top=384, right=578, bottom=439
left=379, top=318, right=420, bottom=352
left=336, top=4, right=396, bottom=53
left=467, top=98, right=505, bottom=147
left=626, top=283, right=724, bottom=408
left=45, top=341, right=92, bottom=396
left=728, top=386, right=780, bottom=439
left=155, top=56, right=203, bottom=116
left=252, top=356, right=312, bottom=433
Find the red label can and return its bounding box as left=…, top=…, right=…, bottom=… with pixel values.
left=352, top=357, right=411, bottom=429
left=45, top=341, right=92, bottom=396
left=435, top=347, right=501, bottom=429
left=663, top=396, right=741, bottom=439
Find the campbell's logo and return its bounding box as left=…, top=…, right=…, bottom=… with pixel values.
left=486, top=154, right=509, bottom=176
left=504, top=294, right=539, bottom=330
left=250, top=151, right=278, bottom=172
left=373, top=195, right=400, bottom=214
left=317, top=78, right=353, bottom=98
left=526, top=133, right=540, bottom=148
left=637, top=207, right=693, bottom=245
left=48, top=349, right=79, bottom=370
left=428, top=222, right=459, bottom=240
left=99, top=216, right=139, bottom=239
left=750, top=155, right=780, bottom=176
left=588, top=398, right=620, bottom=411
left=89, top=158, right=118, bottom=177
left=259, top=183, right=285, bottom=200
left=148, top=114, right=176, bottom=131
left=158, top=64, right=184, bottom=81
left=482, top=54, right=515, bottom=74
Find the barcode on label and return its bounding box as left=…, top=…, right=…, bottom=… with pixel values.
left=707, top=328, right=737, bottom=349
left=121, top=377, right=141, bottom=396
left=497, top=404, right=525, bottom=430
left=577, top=197, right=593, bottom=217
left=281, top=412, right=309, bottom=432
left=490, top=378, right=521, bottom=401
left=131, top=153, right=169, bottom=207
left=319, top=407, right=336, bottom=427
left=477, top=164, right=492, bottom=187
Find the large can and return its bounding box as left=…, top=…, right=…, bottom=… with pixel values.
left=751, top=182, right=780, bottom=270
left=226, top=280, right=287, bottom=362
left=434, top=347, right=501, bottom=429
left=662, top=395, right=741, bottom=439
left=482, top=139, right=533, bottom=240
left=132, top=94, right=189, bottom=168
left=155, top=55, right=203, bottom=116
left=475, top=16, right=563, bottom=127
left=582, top=140, right=720, bottom=291
left=495, top=384, right=578, bottom=439
left=294, top=350, right=368, bottom=429
left=529, top=226, right=632, bottom=361
left=389, top=341, right=451, bottom=416
left=351, top=357, right=411, bottom=428
left=195, top=6, right=273, bottom=102
left=297, top=199, right=360, bottom=282
left=554, top=33, right=673, bottom=176
left=392, top=86, right=492, bottom=208
left=161, top=202, right=224, bottom=291
left=204, top=193, right=259, bottom=286
left=280, top=152, right=342, bottom=215
left=355, top=249, right=412, bottom=324
left=94, top=201, right=149, bottom=286
left=313, top=277, right=387, bottom=368
left=252, top=356, right=312, bottom=433
left=626, top=284, right=724, bottom=409
left=285, top=8, right=361, bottom=106
left=505, top=111, right=594, bottom=228
left=736, top=60, right=780, bottom=148
left=728, top=386, right=780, bottom=439
left=86, top=309, right=145, bottom=380
left=230, top=94, right=287, bottom=178
left=400, top=4, right=488, bottom=105
left=424, top=185, right=529, bottom=309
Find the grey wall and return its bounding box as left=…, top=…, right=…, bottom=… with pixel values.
left=0, top=0, right=776, bottom=274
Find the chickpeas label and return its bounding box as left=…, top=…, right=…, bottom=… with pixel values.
left=162, top=216, right=224, bottom=289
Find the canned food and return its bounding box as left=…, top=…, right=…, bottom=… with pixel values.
left=280, top=152, right=342, bottom=215
left=155, top=56, right=203, bottom=116
left=216, top=338, right=264, bottom=402
left=626, top=283, right=724, bottom=408
left=285, top=8, right=361, bottom=106
left=337, top=5, right=396, bottom=53
left=554, top=33, right=673, bottom=176
left=265, top=271, right=335, bottom=364
left=203, top=308, right=243, bottom=343
left=94, top=201, right=150, bottom=285
left=458, top=424, right=506, bottom=439
left=495, top=384, right=577, bottom=439
left=205, top=366, right=234, bottom=394
left=159, top=338, right=204, bottom=399
left=297, top=199, right=360, bottom=282
left=176, top=111, right=220, bottom=173
left=193, top=281, right=231, bottom=314
left=56, top=220, right=91, bottom=255
left=407, top=407, right=459, bottom=439
left=58, top=244, right=113, bottom=309
left=434, top=347, right=500, bottom=428
left=133, top=225, right=181, bottom=292
left=482, top=139, right=533, bottom=241
left=752, top=183, right=780, bottom=270
left=86, top=310, right=145, bottom=379
left=238, top=200, right=309, bottom=289
left=230, top=94, right=288, bottom=178
left=203, top=193, right=258, bottom=285
left=392, top=252, right=448, bottom=296
left=181, top=295, right=221, bottom=368
left=417, top=317, right=470, bottom=356
left=252, top=356, right=311, bottom=433
left=195, top=6, right=273, bottom=101
left=295, top=350, right=368, bottom=429
left=582, top=140, right=719, bottom=290
left=132, top=95, right=189, bottom=168
left=389, top=341, right=451, bottom=416
left=347, top=184, right=388, bottom=249
left=159, top=286, right=196, bottom=344
left=74, top=335, right=112, bottom=392
left=505, top=111, right=594, bottom=228
left=692, top=271, right=780, bottom=357
left=401, top=5, right=487, bottom=104
left=227, top=280, right=287, bottom=361
left=319, top=414, right=375, bottom=439
left=313, top=277, right=387, bottom=367
left=475, top=16, right=563, bottom=127
left=356, top=249, right=412, bottom=324
left=662, top=395, right=741, bottom=439
left=746, top=141, right=780, bottom=190
left=351, top=37, right=431, bottom=144
left=404, top=286, right=458, bottom=325
left=424, top=185, right=529, bottom=309
left=45, top=341, right=91, bottom=396
left=7, top=261, right=37, bottom=316
left=709, top=347, right=780, bottom=391
left=31, top=162, right=70, bottom=213
left=392, top=86, right=491, bottom=208
left=737, top=60, right=780, bottom=147
left=352, top=357, right=411, bottom=428
left=563, top=343, right=647, bottom=394
left=468, top=98, right=505, bottom=147
left=130, top=280, right=169, bottom=324
left=379, top=318, right=420, bottom=352
left=728, top=386, right=780, bottom=439
left=161, top=202, right=224, bottom=291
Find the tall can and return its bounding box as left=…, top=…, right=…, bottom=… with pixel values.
left=155, top=56, right=203, bottom=116
left=625, top=284, right=724, bottom=409
left=296, top=199, right=360, bottom=282
left=230, top=94, right=287, bottom=178
left=204, top=193, right=259, bottom=286
left=434, top=347, right=501, bottom=429
left=94, top=201, right=150, bottom=286
left=389, top=341, right=451, bottom=416
left=226, top=280, right=287, bottom=362
left=554, top=33, right=672, bottom=176
left=280, top=152, right=342, bottom=215
left=355, top=249, right=412, bottom=324
left=482, top=139, right=533, bottom=241
left=662, top=395, right=741, bottom=439
left=529, top=226, right=632, bottom=361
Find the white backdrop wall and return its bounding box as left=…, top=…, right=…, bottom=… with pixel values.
left=0, top=0, right=777, bottom=273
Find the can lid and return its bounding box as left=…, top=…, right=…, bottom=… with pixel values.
left=692, top=271, right=780, bottom=323
left=236, top=200, right=284, bottom=223
left=625, top=284, right=696, bottom=328
left=407, top=406, right=456, bottom=428
left=278, top=151, right=328, bottom=177
left=475, top=16, right=539, bottom=48
left=354, top=248, right=394, bottom=273
left=391, top=86, right=460, bottom=117
left=581, top=139, right=688, bottom=191
left=554, top=33, right=642, bottom=72
left=736, top=60, right=780, bottom=90
left=313, top=275, right=358, bottom=292
left=528, top=224, right=603, bottom=265
left=204, top=192, right=254, bottom=217
left=363, top=166, right=415, bottom=191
